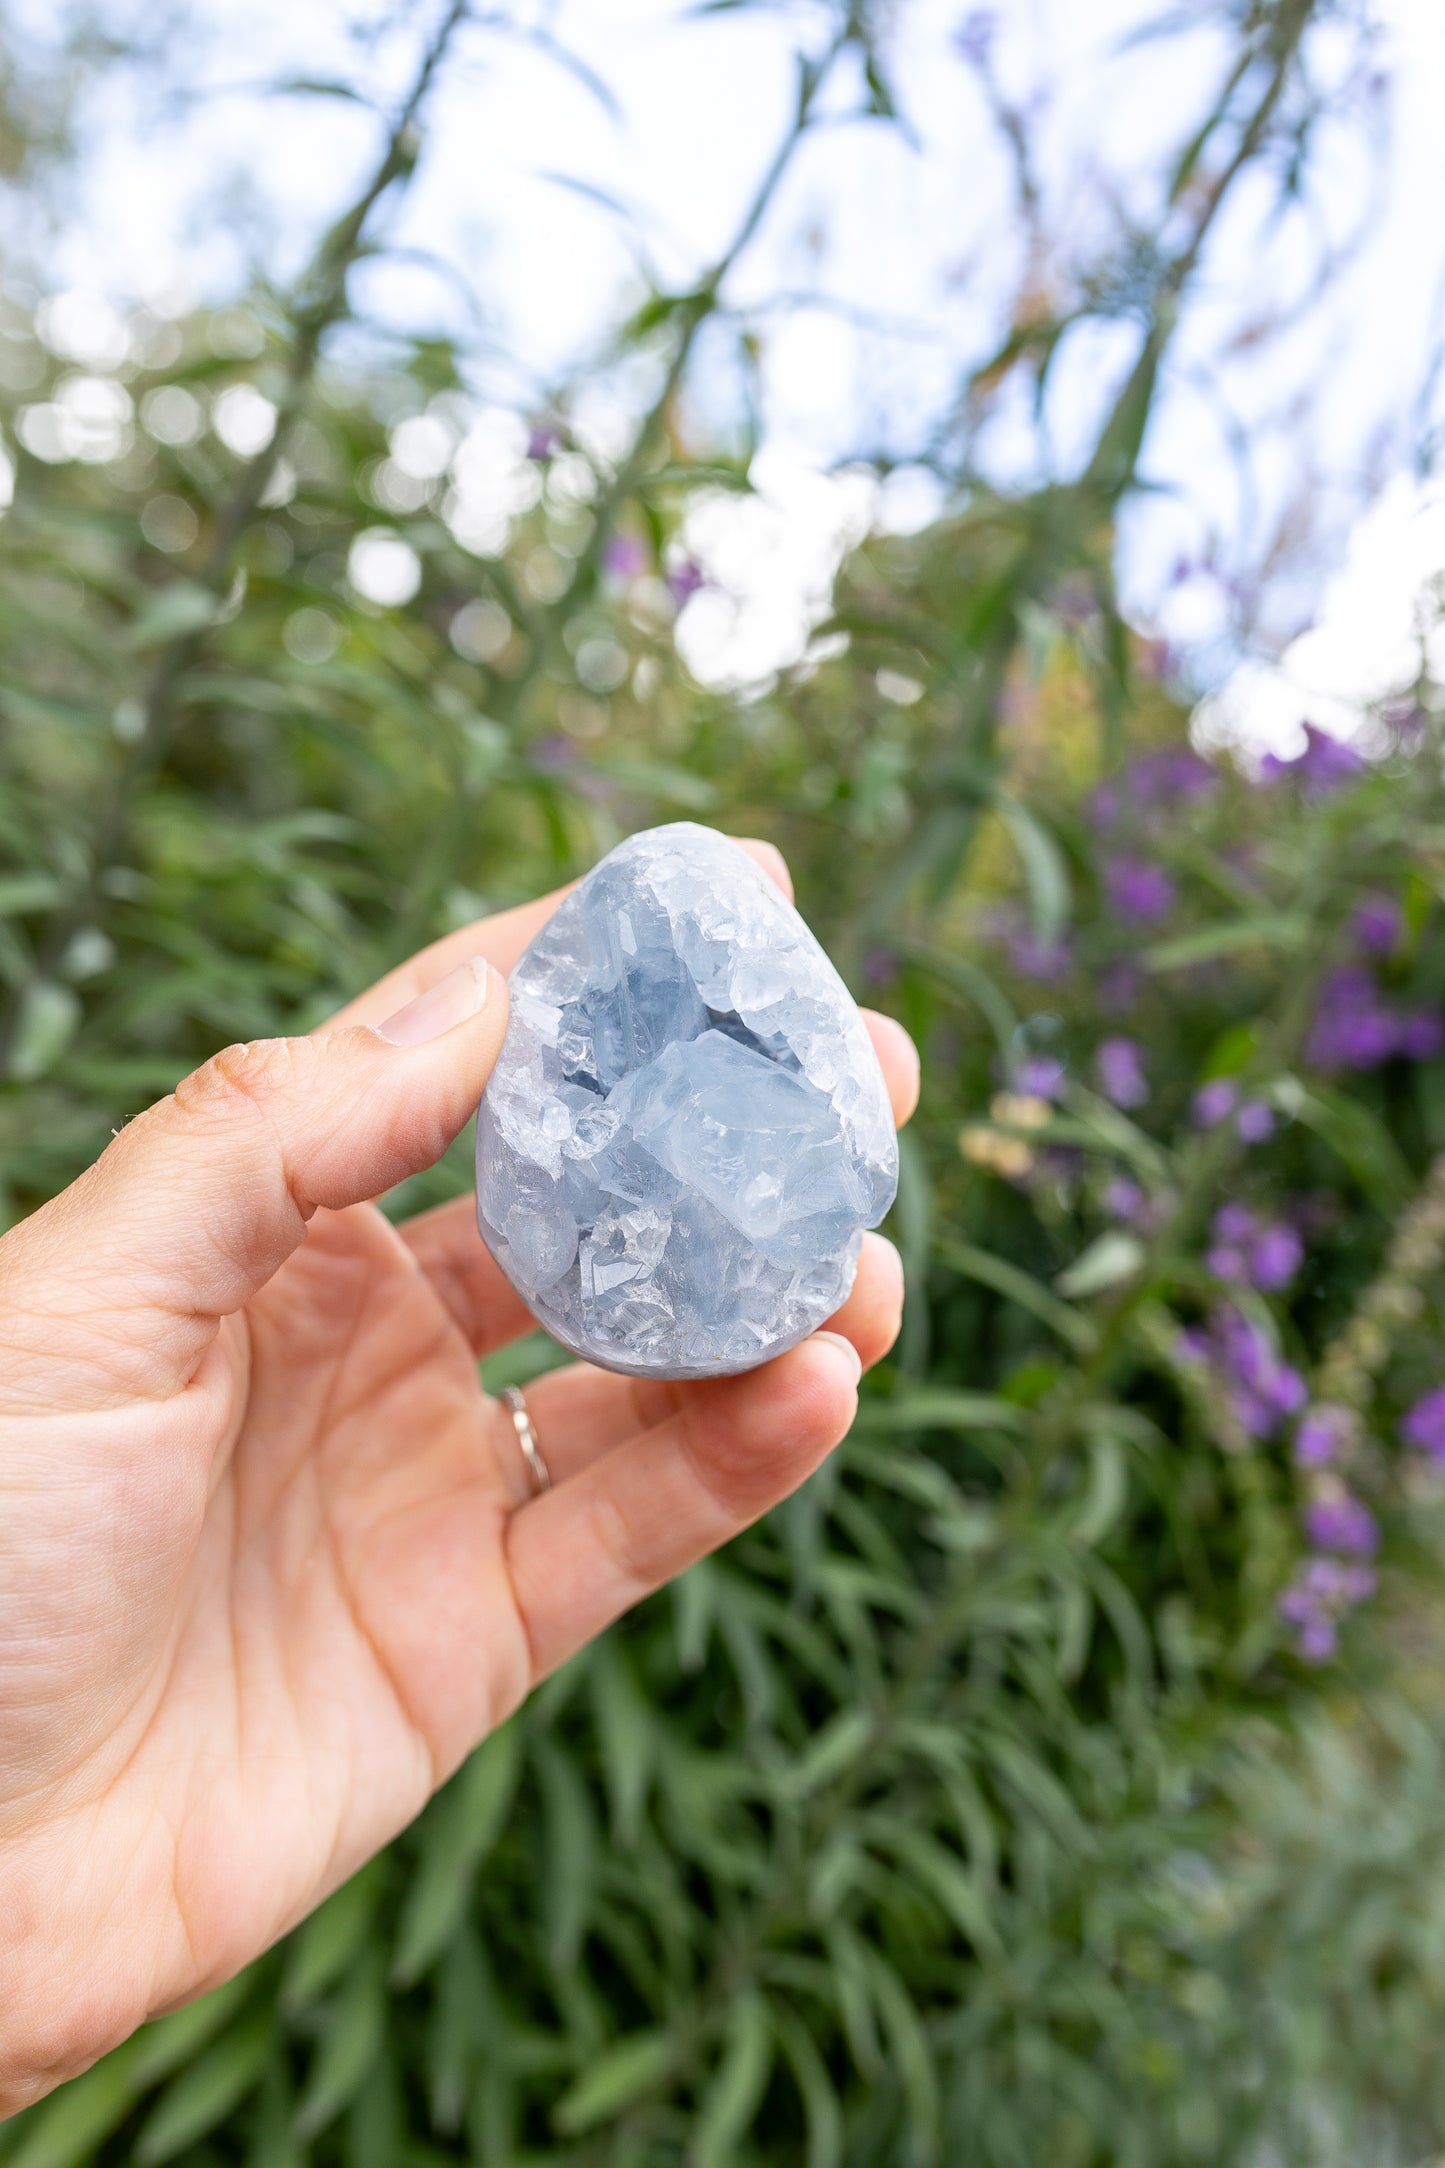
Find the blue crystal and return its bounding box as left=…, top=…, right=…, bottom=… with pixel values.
left=475, top=823, right=898, bottom=1378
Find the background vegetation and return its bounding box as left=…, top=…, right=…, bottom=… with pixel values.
left=4, top=1, right=1445, bottom=2161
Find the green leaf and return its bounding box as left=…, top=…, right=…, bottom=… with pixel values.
left=780, top=1707, right=875, bottom=1799
left=125, top=581, right=230, bottom=649
left=906, top=944, right=1018, bottom=1053
left=1144, top=913, right=1308, bottom=971
left=4, top=2047, right=143, bottom=2168
left=994, top=790, right=1069, bottom=942
left=130, top=1973, right=258, bottom=2087
left=772, top=2005, right=844, bottom=2168
left=284, top=1861, right=381, bottom=2008
left=0, top=874, right=63, bottom=916
left=1276, top=1077, right=1412, bottom=1210
left=672, top=1556, right=719, bottom=1672
left=590, top=1644, right=654, bottom=1843
left=938, top=1237, right=1098, bottom=1353
left=392, top=1722, right=521, bottom=1984
left=1056, top=1232, right=1145, bottom=1299
left=8, top=980, right=81, bottom=1082
left=292, top=1957, right=386, bottom=2141
left=535, top=1735, right=598, bottom=1974
left=135, top=2009, right=272, bottom=2164
left=1071, top=1432, right=1129, bottom=1548
left=551, top=2031, right=676, bottom=2136
left=1198, top=1022, right=1261, bottom=1079
left=872, top=1818, right=1001, bottom=1955
left=854, top=1390, right=1030, bottom=1436
left=693, top=1993, right=772, bottom=2168
left=891, top=1127, right=934, bottom=1378
left=594, top=756, right=717, bottom=810
left=863, top=1952, right=939, bottom=2159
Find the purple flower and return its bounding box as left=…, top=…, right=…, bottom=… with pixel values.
left=1352, top=893, right=1401, bottom=954
left=1007, top=927, right=1072, bottom=982
left=953, top=8, right=996, bottom=65
left=1295, top=1406, right=1350, bottom=1467
left=527, top=421, right=563, bottom=460
left=1235, top=1100, right=1275, bottom=1144
left=1400, top=1386, right=1445, bottom=1462
left=1193, top=1079, right=1238, bottom=1129
left=1095, top=1036, right=1147, bottom=1108
left=1104, top=857, right=1176, bottom=924
left=1204, top=1208, right=1302, bottom=1292
left=603, top=534, right=648, bottom=580
left=1306, top=967, right=1444, bottom=1070
left=1207, top=1305, right=1306, bottom=1438
left=1133, top=747, right=1216, bottom=806
left=1014, top=1055, right=1065, bottom=1100
left=1306, top=967, right=1398, bottom=1071
left=1397, top=1011, right=1445, bottom=1061
left=1102, top=1176, right=1144, bottom=1222
left=1259, top=723, right=1365, bottom=797
left=1250, top=1223, right=1303, bottom=1291
left=862, top=947, right=899, bottom=988
left=1090, top=748, right=1217, bottom=831
left=1304, top=1491, right=1379, bottom=1556
left=666, top=558, right=706, bottom=605
left=1278, top=1549, right=1377, bottom=1662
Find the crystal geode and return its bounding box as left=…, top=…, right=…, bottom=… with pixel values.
left=475, top=822, right=898, bottom=1379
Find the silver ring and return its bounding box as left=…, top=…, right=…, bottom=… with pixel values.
left=499, top=1385, right=551, bottom=1497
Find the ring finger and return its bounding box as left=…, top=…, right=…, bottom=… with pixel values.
left=487, top=1230, right=904, bottom=1501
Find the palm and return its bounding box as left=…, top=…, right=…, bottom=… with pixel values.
left=2, top=1204, right=522, bottom=2040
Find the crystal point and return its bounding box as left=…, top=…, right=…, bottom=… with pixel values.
left=476, top=823, right=898, bottom=1378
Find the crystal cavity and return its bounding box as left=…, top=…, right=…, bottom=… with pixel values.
left=475, top=822, right=898, bottom=1378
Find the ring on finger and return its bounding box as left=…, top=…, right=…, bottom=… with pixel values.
left=498, top=1384, right=552, bottom=1498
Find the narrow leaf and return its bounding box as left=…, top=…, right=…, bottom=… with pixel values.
left=135, top=2011, right=272, bottom=2164
left=693, top=1993, right=772, bottom=2168
left=551, top=2032, right=675, bottom=2136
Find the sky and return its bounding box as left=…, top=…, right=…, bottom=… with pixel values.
left=7, top=0, right=1445, bottom=744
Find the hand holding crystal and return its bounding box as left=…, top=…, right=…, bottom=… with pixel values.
left=0, top=838, right=916, bottom=2115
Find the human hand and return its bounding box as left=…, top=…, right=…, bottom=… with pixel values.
left=0, top=842, right=917, bottom=2115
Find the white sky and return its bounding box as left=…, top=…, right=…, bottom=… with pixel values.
left=6, top=0, right=1444, bottom=736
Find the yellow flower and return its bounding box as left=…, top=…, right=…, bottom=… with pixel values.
left=988, top=1091, right=1053, bottom=1131
left=959, top=1124, right=1035, bottom=1178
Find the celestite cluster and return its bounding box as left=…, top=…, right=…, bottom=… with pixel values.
left=475, top=823, right=898, bottom=1379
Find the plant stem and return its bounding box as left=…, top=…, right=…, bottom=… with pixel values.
left=386, top=35, right=850, bottom=954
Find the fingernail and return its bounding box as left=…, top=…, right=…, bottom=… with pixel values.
left=812, top=1330, right=863, bottom=1387
left=378, top=957, right=494, bottom=1046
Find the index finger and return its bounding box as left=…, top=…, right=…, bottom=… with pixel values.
left=322, top=837, right=794, bottom=1031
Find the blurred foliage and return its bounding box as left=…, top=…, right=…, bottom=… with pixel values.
left=5, top=1, right=1445, bottom=2163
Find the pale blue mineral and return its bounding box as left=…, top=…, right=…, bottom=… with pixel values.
left=475, top=822, right=898, bottom=1378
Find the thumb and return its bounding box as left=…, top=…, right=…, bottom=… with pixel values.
left=0, top=957, right=508, bottom=1410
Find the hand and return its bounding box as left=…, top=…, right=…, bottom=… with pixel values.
left=0, top=842, right=917, bottom=2115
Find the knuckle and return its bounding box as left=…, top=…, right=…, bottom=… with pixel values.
left=171, top=1037, right=308, bottom=1129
